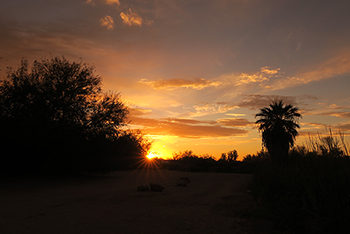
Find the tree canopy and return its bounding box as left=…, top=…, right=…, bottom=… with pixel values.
left=255, top=100, right=301, bottom=163
left=0, top=57, right=150, bottom=174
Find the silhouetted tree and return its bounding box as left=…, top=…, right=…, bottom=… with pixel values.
left=220, top=150, right=238, bottom=162
left=0, top=57, right=148, bottom=174
left=227, top=150, right=238, bottom=162
left=220, top=153, right=227, bottom=161
left=170, top=150, right=216, bottom=172
left=255, top=100, right=301, bottom=163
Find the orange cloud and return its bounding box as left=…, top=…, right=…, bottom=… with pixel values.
left=272, top=49, right=350, bottom=90
left=217, top=118, right=254, bottom=127
left=129, top=107, right=152, bottom=117
left=139, top=78, right=222, bottom=90
left=238, top=94, right=298, bottom=110
left=311, top=111, right=350, bottom=118
left=129, top=117, right=248, bottom=138
left=218, top=66, right=282, bottom=88
left=261, top=66, right=280, bottom=75
left=86, top=0, right=120, bottom=6
left=105, top=0, right=120, bottom=6
left=235, top=73, right=269, bottom=85
left=120, top=9, right=143, bottom=26
left=337, top=122, right=350, bottom=132
left=298, top=50, right=350, bottom=82
left=100, top=15, right=114, bottom=30
left=183, top=102, right=238, bottom=118
left=165, top=118, right=217, bottom=125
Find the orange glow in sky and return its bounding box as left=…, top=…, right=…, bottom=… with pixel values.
left=1, top=0, right=350, bottom=160
left=146, top=151, right=158, bottom=159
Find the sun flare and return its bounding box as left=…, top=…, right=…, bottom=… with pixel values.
left=146, top=152, right=158, bottom=159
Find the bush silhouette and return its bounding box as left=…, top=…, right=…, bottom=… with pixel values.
left=252, top=130, right=350, bottom=233
left=0, top=57, right=150, bottom=174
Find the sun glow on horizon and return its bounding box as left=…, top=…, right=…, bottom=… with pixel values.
left=146, top=151, right=158, bottom=159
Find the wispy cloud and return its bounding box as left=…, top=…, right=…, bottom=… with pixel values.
left=220, top=66, right=282, bottom=88
left=86, top=0, right=120, bottom=6
left=298, top=50, right=350, bottom=82
left=129, top=117, right=248, bottom=138
left=323, top=112, right=350, bottom=118
left=217, top=118, right=254, bottom=127
left=336, top=122, right=350, bottom=132
left=305, top=110, right=350, bottom=119
left=100, top=15, right=114, bottom=30
left=302, top=102, right=350, bottom=117
left=129, top=107, right=152, bottom=117
left=238, top=94, right=298, bottom=110
left=120, top=8, right=144, bottom=26
left=85, top=0, right=95, bottom=6
left=139, top=78, right=222, bottom=90
left=272, top=50, right=350, bottom=90
left=183, top=102, right=238, bottom=118
left=261, top=66, right=280, bottom=75
left=87, top=1, right=152, bottom=28
left=105, top=0, right=120, bottom=6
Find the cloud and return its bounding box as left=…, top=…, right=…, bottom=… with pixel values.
left=85, top=0, right=95, bottom=6
left=226, top=113, right=246, bottom=117
left=220, top=66, right=282, bottom=88
left=105, top=0, right=120, bottom=6
left=217, top=118, right=254, bottom=127
left=183, top=102, right=238, bottom=118
left=272, top=49, right=350, bottom=90
left=100, top=15, right=115, bottom=30
left=86, top=0, right=120, bottom=6
left=129, top=107, right=152, bottom=117
left=298, top=122, right=330, bottom=136
left=164, top=118, right=217, bottom=125
left=336, top=122, right=350, bottom=132
left=261, top=66, right=280, bottom=75
left=120, top=9, right=143, bottom=26
left=235, top=73, right=269, bottom=86
left=139, top=78, right=222, bottom=90
left=87, top=1, right=152, bottom=27
left=312, top=111, right=350, bottom=119
left=238, top=94, right=298, bottom=110
left=302, top=102, right=350, bottom=118
left=219, top=51, right=350, bottom=91
left=129, top=117, right=248, bottom=138
left=298, top=50, right=350, bottom=82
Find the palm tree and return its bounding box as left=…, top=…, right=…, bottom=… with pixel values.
left=255, top=100, right=301, bottom=163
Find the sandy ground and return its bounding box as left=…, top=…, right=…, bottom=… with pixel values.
left=0, top=169, right=264, bottom=234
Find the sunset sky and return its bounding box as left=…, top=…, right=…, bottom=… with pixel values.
left=1, top=0, right=350, bottom=160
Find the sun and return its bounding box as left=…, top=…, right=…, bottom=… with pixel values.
left=146, top=152, right=158, bottom=159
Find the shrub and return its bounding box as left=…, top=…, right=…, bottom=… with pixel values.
left=252, top=153, right=350, bottom=233
left=0, top=57, right=150, bottom=174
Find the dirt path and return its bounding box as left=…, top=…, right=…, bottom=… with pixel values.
left=1, top=170, right=262, bottom=234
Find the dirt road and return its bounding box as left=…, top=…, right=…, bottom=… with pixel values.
left=1, top=170, right=260, bottom=234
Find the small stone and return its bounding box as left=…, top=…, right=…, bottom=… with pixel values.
left=149, top=183, right=164, bottom=192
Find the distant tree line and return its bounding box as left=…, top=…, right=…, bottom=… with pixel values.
left=0, top=57, right=151, bottom=174
left=165, top=150, right=241, bottom=172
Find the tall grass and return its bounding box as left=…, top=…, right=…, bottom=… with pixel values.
left=251, top=131, right=350, bottom=233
